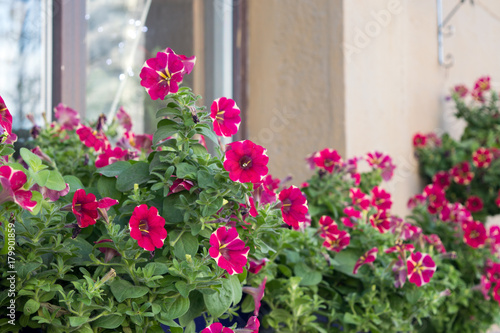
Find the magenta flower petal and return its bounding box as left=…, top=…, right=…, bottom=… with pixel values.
left=0, top=166, right=37, bottom=211
left=129, top=204, right=167, bottom=251
left=223, top=140, right=269, bottom=184
left=211, top=97, right=241, bottom=137
left=406, top=251, right=436, bottom=287
left=209, top=226, right=249, bottom=275
left=279, top=186, right=309, bottom=230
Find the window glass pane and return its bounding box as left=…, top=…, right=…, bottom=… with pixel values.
left=0, top=0, right=43, bottom=130
left=86, top=0, right=147, bottom=131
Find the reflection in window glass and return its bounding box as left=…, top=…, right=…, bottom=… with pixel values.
left=86, top=0, right=147, bottom=132
left=0, top=0, right=42, bottom=130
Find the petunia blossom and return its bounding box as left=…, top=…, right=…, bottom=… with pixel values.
left=432, top=171, right=451, bottom=190
left=223, top=140, right=269, bottom=184
left=278, top=186, right=309, bottom=230
left=412, top=133, right=427, bottom=148
left=248, top=258, right=268, bottom=274
left=342, top=206, right=361, bottom=228
left=95, top=147, right=128, bottom=168
left=318, top=215, right=338, bottom=238
left=313, top=148, right=343, bottom=173
left=472, top=147, right=493, bottom=168
left=72, top=189, right=99, bottom=228
left=370, top=209, right=391, bottom=233
left=450, top=161, right=474, bottom=185
left=353, top=247, right=378, bottom=274
left=236, top=316, right=260, bottom=333
left=365, top=151, right=396, bottom=181
left=116, top=106, right=133, bottom=131
left=76, top=125, right=107, bottom=152
left=129, top=204, right=168, bottom=251
left=423, top=234, right=446, bottom=254
left=0, top=95, right=13, bottom=134
left=0, top=165, right=37, bottom=211
left=95, top=239, right=121, bottom=263
left=242, top=277, right=267, bottom=316
left=385, top=241, right=415, bottom=255
left=201, top=323, right=234, bottom=333
left=453, top=84, right=468, bottom=97
left=54, top=103, right=80, bottom=131
left=210, top=97, right=241, bottom=137
left=371, top=186, right=392, bottom=210
left=465, top=196, right=483, bottom=213
left=406, top=251, right=436, bottom=287
left=393, top=256, right=408, bottom=288
left=167, top=178, right=195, bottom=196
left=209, top=226, right=249, bottom=275
left=323, top=230, right=350, bottom=253
left=350, top=188, right=370, bottom=210
left=474, top=76, right=491, bottom=92
left=140, top=50, right=187, bottom=100
left=462, top=220, right=487, bottom=248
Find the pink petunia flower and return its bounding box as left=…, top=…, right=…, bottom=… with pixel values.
left=72, top=189, right=99, bottom=228
left=423, top=234, right=446, bottom=254
left=407, top=194, right=426, bottom=209
left=350, top=188, right=370, bottom=211
left=353, top=247, right=378, bottom=275
left=432, top=171, right=451, bottom=190
left=323, top=229, right=350, bottom=253
left=54, top=103, right=80, bottom=131
left=236, top=316, right=260, bottom=333
left=466, top=196, right=483, bottom=213
left=242, top=277, right=267, bottom=316
left=209, top=226, right=249, bottom=275
left=0, top=95, right=13, bottom=134
left=453, top=84, right=468, bottom=97
left=370, top=209, right=391, bottom=233
left=313, top=148, right=343, bottom=173
left=342, top=206, right=361, bottom=228
left=422, top=184, right=447, bottom=215
left=489, top=226, right=500, bottom=254
left=202, top=323, right=234, bottom=333
left=116, top=106, right=133, bottom=131
left=400, top=223, right=422, bottom=241
left=474, top=76, right=491, bottom=92
left=278, top=186, right=309, bottom=230
left=450, top=161, right=474, bottom=185
left=30, top=183, right=70, bottom=202
left=494, top=283, right=500, bottom=305
left=0, top=166, right=37, bottom=211
left=165, top=47, right=196, bottom=76
left=472, top=147, right=493, bottom=168
left=223, top=140, right=269, bottom=184
left=462, top=220, right=487, bottom=248
left=140, top=50, right=187, bottom=100
left=76, top=125, right=107, bottom=152
left=129, top=204, right=168, bottom=251
left=210, top=97, right=241, bottom=137
left=406, top=251, right=436, bottom=287
left=477, top=275, right=491, bottom=300
left=385, top=241, right=415, bottom=255
left=448, top=202, right=473, bottom=224
left=95, top=147, right=128, bottom=168
left=412, top=133, right=427, bottom=148
left=365, top=151, right=396, bottom=181
left=371, top=186, right=392, bottom=210
left=248, top=258, right=268, bottom=274
left=167, top=178, right=194, bottom=196
left=318, top=215, right=338, bottom=238
left=392, top=256, right=408, bottom=288
left=257, top=174, right=280, bottom=205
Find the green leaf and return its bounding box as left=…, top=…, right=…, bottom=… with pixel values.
left=228, top=275, right=242, bottom=305
left=145, top=262, right=169, bottom=276
left=175, top=281, right=196, bottom=298
left=64, top=175, right=84, bottom=193
left=153, top=119, right=179, bottom=146
left=23, top=299, right=40, bottom=315
left=116, top=162, right=151, bottom=192
left=34, top=170, right=66, bottom=191
left=162, top=296, right=190, bottom=320
left=29, top=191, right=43, bottom=216
left=172, top=232, right=199, bottom=260
left=294, top=262, right=322, bottom=286
left=97, top=176, right=122, bottom=200
left=17, top=262, right=42, bottom=279
left=179, top=291, right=205, bottom=327
left=96, top=161, right=131, bottom=177
left=176, top=163, right=198, bottom=180
left=109, top=279, right=149, bottom=303
left=163, top=193, right=197, bottom=224
left=69, top=315, right=90, bottom=327
left=94, top=315, right=125, bottom=329
left=197, top=169, right=215, bottom=188
left=195, top=124, right=219, bottom=144
left=20, top=148, right=45, bottom=172
left=203, top=279, right=233, bottom=317
left=156, top=107, right=182, bottom=118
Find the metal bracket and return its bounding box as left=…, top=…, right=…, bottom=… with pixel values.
left=437, top=0, right=474, bottom=68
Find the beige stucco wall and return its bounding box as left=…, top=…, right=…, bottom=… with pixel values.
left=247, top=0, right=500, bottom=216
